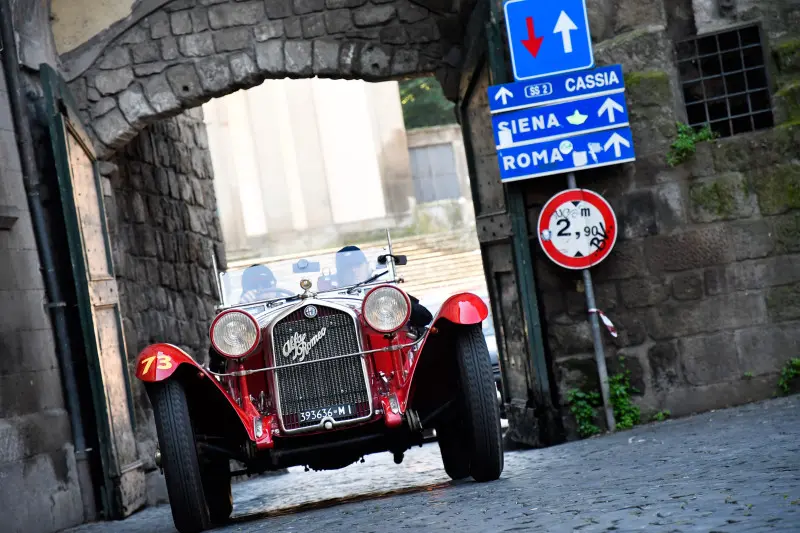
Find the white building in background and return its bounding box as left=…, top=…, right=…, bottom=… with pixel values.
left=204, top=78, right=474, bottom=262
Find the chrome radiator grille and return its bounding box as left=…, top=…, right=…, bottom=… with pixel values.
left=272, top=305, right=371, bottom=431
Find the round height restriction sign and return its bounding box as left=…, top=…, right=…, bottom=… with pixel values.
left=537, top=189, right=617, bottom=270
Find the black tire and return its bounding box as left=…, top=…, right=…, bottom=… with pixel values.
left=150, top=380, right=211, bottom=533
left=202, top=458, right=233, bottom=524
left=436, top=421, right=470, bottom=480
left=455, top=324, right=504, bottom=482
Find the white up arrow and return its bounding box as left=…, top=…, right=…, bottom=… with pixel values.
left=553, top=11, right=578, bottom=54
left=598, top=98, right=624, bottom=123
left=604, top=132, right=631, bottom=158
left=494, top=87, right=513, bottom=106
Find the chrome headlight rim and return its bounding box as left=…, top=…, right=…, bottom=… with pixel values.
left=210, top=309, right=261, bottom=359
left=362, top=285, right=411, bottom=334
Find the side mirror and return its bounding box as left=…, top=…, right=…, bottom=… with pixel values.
left=378, top=254, right=408, bottom=266
left=293, top=258, right=321, bottom=273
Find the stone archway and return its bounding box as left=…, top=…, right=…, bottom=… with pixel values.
left=62, top=0, right=467, bottom=156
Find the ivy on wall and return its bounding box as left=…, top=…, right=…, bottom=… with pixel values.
left=398, top=77, right=457, bottom=130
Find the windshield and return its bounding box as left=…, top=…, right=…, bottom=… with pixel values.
left=218, top=235, right=399, bottom=309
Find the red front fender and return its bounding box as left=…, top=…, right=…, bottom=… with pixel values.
left=432, top=292, right=489, bottom=326
left=135, top=343, right=202, bottom=382
left=134, top=344, right=273, bottom=448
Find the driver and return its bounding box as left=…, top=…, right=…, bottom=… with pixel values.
left=239, top=264, right=280, bottom=303
left=335, top=245, right=432, bottom=327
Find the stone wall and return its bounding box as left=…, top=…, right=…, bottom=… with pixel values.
left=520, top=1, right=800, bottom=438
left=64, top=0, right=466, bottom=156
left=102, top=107, right=222, bottom=499
left=0, top=60, right=84, bottom=532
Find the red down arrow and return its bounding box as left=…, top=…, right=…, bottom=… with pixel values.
left=522, top=17, right=544, bottom=58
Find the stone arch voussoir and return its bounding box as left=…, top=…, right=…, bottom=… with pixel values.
left=65, top=0, right=462, bottom=157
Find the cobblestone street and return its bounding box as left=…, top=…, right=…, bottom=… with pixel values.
left=66, top=396, right=800, bottom=533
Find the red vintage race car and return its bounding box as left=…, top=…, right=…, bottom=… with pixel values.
left=135, top=234, right=503, bottom=533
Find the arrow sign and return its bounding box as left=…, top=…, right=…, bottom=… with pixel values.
left=522, top=17, right=545, bottom=58
left=553, top=11, right=578, bottom=54
left=604, top=132, right=631, bottom=157
left=598, top=97, right=624, bottom=123
left=494, top=87, right=514, bottom=106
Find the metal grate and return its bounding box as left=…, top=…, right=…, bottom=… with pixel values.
left=272, top=305, right=370, bottom=431
left=676, top=24, right=773, bottom=138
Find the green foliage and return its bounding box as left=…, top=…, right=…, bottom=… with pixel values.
left=567, top=389, right=601, bottom=438
left=777, top=358, right=800, bottom=395
left=608, top=364, right=641, bottom=430
left=651, top=410, right=671, bottom=422
left=666, top=122, right=718, bottom=167
left=743, top=371, right=754, bottom=380
left=398, top=77, right=457, bottom=130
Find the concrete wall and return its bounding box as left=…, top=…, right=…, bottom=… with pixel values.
left=203, top=77, right=414, bottom=260
left=103, top=108, right=223, bottom=499
left=523, top=0, right=800, bottom=438
left=0, top=60, right=84, bottom=533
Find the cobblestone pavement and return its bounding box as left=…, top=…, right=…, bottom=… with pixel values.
left=66, top=396, right=800, bottom=533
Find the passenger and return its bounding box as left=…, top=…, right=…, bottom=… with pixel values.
left=239, top=264, right=279, bottom=303
left=335, top=245, right=433, bottom=327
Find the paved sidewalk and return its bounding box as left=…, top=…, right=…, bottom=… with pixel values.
left=66, top=396, right=800, bottom=533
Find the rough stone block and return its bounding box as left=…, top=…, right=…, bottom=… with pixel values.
left=285, top=41, right=313, bottom=75
left=134, top=62, right=170, bottom=77
left=617, top=190, right=658, bottom=240
left=196, top=56, right=232, bottom=93
left=735, top=322, right=800, bottom=377
left=166, top=64, right=204, bottom=104
left=132, top=41, right=162, bottom=64
left=118, top=84, right=155, bottom=129
left=752, top=163, right=800, bottom=216
left=213, top=27, right=252, bottom=52
left=594, top=26, right=672, bottom=73
left=93, top=67, right=134, bottom=96
left=179, top=32, right=214, bottom=57
left=93, top=109, right=133, bottom=146
left=619, top=277, right=668, bottom=308
left=645, top=226, right=732, bottom=273
left=90, top=97, right=116, bottom=119
left=98, top=47, right=132, bottom=69
left=407, top=20, right=440, bottom=43
left=397, top=2, right=427, bottom=23
left=774, top=38, right=800, bottom=74
left=646, top=292, right=766, bottom=340
left=294, top=0, right=325, bottom=14
left=771, top=212, right=800, bottom=254
left=648, top=342, right=682, bottom=392
left=688, top=173, right=755, bottom=223
left=160, top=36, right=180, bottom=61
left=191, top=7, right=210, bottom=32
left=766, top=282, right=800, bottom=322
left=678, top=331, right=740, bottom=385
left=548, top=321, right=593, bottom=356
left=729, top=219, right=775, bottom=260
left=380, top=26, right=407, bottom=45
left=591, top=240, right=646, bottom=280
left=118, top=25, right=148, bottom=45
left=284, top=18, right=303, bottom=38
left=391, top=49, right=418, bottom=75
left=353, top=5, right=395, bottom=26
left=171, top=11, right=193, bottom=34
left=607, top=351, right=646, bottom=395
left=671, top=271, right=703, bottom=300
left=254, top=21, right=284, bottom=41
left=313, top=41, right=340, bottom=75
left=255, top=39, right=285, bottom=74
left=623, top=69, right=672, bottom=108
left=143, top=74, right=181, bottom=114
left=265, top=0, right=294, bottom=18
left=704, top=255, right=800, bottom=296
left=357, top=43, right=391, bottom=79
left=148, top=10, right=171, bottom=39
left=208, top=1, right=265, bottom=29
left=301, top=13, right=326, bottom=38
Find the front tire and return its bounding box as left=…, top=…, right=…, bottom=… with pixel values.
left=454, top=324, right=504, bottom=482
left=150, top=380, right=211, bottom=533
left=436, top=420, right=470, bottom=480
left=202, top=458, right=233, bottom=524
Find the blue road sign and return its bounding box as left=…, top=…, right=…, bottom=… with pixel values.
left=488, top=64, right=624, bottom=114
left=497, top=127, right=636, bottom=182
left=504, top=0, right=594, bottom=82
left=492, top=92, right=629, bottom=149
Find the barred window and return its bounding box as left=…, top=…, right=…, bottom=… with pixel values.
left=676, top=24, right=773, bottom=138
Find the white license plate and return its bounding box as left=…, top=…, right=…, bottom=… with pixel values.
left=298, top=403, right=357, bottom=423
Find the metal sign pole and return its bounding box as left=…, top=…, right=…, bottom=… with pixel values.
left=566, top=172, right=616, bottom=432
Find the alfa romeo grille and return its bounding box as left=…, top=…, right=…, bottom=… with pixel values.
left=272, top=305, right=371, bottom=430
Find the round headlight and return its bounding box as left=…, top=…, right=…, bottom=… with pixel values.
left=363, top=286, right=411, bottom=333
left=210, top=310, right=260, bottom=359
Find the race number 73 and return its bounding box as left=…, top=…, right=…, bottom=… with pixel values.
left=140, top=353, right=173, bottom=374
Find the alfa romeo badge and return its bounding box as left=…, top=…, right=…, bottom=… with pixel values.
left=537, top=188, right=617, bottom=270
left=304, top=305, right=318, bottom=319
